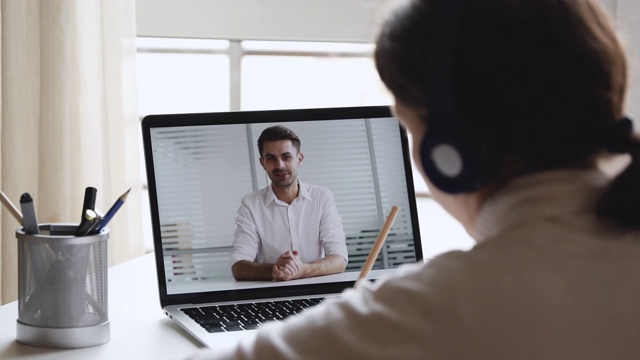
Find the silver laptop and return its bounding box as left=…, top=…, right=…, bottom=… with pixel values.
left=141, top=106, right=423, bottom=348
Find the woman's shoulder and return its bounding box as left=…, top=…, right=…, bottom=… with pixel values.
left=419, top=220, right=640, bottom=297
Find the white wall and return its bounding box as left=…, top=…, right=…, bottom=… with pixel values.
left=135, top=0, right=397, bottom=42
left=616, top=0, right=640, bottom=122
left=136, top=0, right=640, bottom=124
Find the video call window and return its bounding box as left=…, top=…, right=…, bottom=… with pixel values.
left=149, top=117, right=419, bottom=295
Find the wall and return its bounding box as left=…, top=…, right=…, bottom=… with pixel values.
left=136, top=0, right=640, bottom=124
left=616, top=0, right=640, bottom=122
left=135, top=0, right=397, bottom=42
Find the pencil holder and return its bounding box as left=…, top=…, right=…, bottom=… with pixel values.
left=16, top=224, right=110, bottom=348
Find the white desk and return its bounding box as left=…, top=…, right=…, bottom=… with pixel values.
left=0, top=253, right=203, bottom=360
left=0, top=197, right=473, bottom=359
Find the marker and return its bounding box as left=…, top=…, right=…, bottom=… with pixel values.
left=0, top=190, right=23, bottom=225
left=96, top=188, right=131, bottom=232
left=20, top=193, right=39, bottom=235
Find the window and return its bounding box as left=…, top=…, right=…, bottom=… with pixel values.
left=240, top=41, right=389, bottom=111
left=136, top=38, right=392, bottom=114
left=137, top=38, right=431, bottom=251
left=136, top=38, right=231, bottom=114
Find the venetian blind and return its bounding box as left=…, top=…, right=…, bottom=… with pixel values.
left=151, top=125, right=252, bottom=282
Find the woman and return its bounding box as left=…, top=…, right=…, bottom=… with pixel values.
left=189, top=0, right=640, bottom=358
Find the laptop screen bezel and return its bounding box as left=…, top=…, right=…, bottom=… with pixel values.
left=141, top=105, right=423, bottom=308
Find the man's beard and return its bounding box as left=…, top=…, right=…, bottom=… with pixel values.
left=270, top=169, right=296, bottom=187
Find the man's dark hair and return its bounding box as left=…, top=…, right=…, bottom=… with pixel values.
left=257, top=125, right=301, bottom=157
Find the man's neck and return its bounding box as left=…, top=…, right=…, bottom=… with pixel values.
left=272, top=181, right=299, bottom=205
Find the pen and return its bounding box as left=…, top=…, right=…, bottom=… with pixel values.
left=20, top=192, right=40, bottom=235
left=86, top=216, right=104, bottom=235
left=0, top=190, right=23, bottom=225
left=354, top=205, right=399, bottom=289
left=79, top=187, right=97, bottom=223
left=76, top=187, right=97, bottom=236
left=96, top=188, right=131, bottom=232
left=75, top=209, right=100, bottom=236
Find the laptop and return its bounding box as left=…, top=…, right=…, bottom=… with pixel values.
left=141, top=105, right=423, bottom=348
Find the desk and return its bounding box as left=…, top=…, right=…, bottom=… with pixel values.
left=0, top=253, right=202, bottom=360
left=0, top=197, right=474, bottom=359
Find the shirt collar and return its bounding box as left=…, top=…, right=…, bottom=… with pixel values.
left=298, top=179, right=311, bottom=200
left=474, top=168, right=609, bottom=243
left=265, top=178, right=311, bottom=205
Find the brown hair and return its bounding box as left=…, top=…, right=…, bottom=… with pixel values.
left=375, top=0, right=640, bottom=227
left=257, top=125, right=301, bottom=157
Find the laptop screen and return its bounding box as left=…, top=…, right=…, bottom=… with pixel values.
left=142, top=106, right=423, bottom=306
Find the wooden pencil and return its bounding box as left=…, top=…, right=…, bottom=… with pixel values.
left=0, top=190, right=23, bottom=225
left=354, top=205, right=399, bottom=288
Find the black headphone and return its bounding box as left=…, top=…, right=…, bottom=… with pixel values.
left=420, top=0, right=503, bottom=194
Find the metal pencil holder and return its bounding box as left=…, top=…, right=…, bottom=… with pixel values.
left=16, top=223, right=110, bottom=348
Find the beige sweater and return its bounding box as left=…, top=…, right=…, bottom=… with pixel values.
left=188, top=169, right=640, bottom=359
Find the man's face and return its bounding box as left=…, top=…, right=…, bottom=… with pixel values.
left=260, top=140, right=304, bottom=188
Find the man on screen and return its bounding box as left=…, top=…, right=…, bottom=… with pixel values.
left=231, top=125, right=348, bottom=281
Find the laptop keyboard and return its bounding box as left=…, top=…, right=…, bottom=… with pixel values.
left=182, top=297, right=326, bottom=333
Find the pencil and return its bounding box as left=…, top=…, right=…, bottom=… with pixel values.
left=0, top=190, right=23, bottom=225
left=354, top=205, right=399, bottom=288
left=96, top=188, right=131, bottom=232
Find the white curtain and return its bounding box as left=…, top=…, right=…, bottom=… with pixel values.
left=0, top=0, right=144, bottom=304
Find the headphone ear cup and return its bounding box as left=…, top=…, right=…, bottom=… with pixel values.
left=420, top=128, right=502, bottom=194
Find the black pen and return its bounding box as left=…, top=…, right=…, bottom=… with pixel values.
left=75, top=209, right=98, bottom=236
left=86, top=214, right=104, bottom=235
left=76, top=187, right=97, bottom=236
left=20, top=192, right=39, bottom=235
left=79, top=187, right=97, bottom=223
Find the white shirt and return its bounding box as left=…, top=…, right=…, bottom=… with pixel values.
left=190, top=169, right=640, bottom=359
left=231, top=179, right=347, bottom=265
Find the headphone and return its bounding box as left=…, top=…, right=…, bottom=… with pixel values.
left=420, top=0, right=503, bottom=194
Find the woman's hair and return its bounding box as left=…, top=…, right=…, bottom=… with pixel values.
left=375, top=0, right=640, bottom=227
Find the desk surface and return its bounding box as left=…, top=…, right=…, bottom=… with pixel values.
left=0, top=198, right=474, bottom=360
left=0, top=253, right=202, bottom=360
